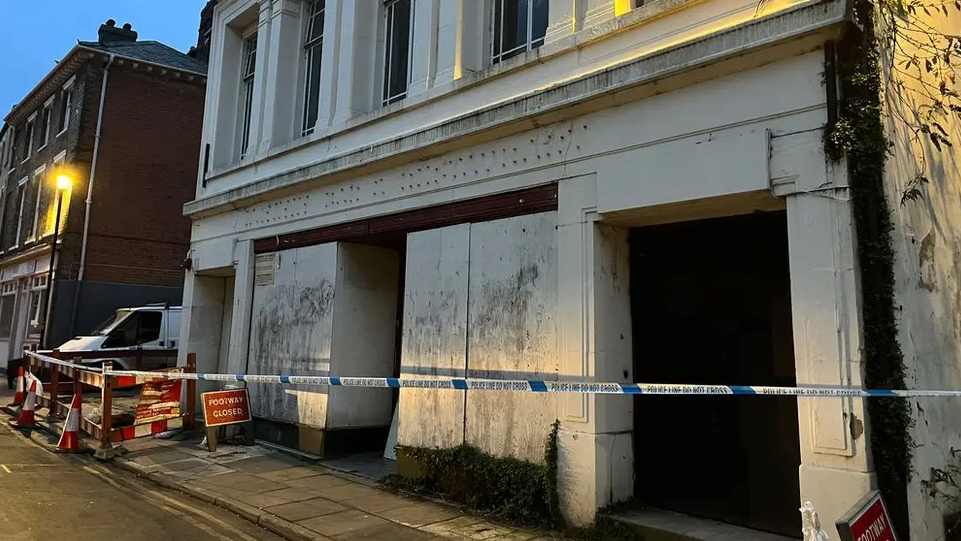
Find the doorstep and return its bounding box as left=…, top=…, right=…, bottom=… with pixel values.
left=607, top=508, right=798, bottom=541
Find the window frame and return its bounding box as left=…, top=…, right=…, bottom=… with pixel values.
left=13, top=176, right=28, bottom=248
left=38, top=100, right=53, bottom=150
left=29, top=164, right=45, bottom=242
left=57, top=78, right=75, bottom=136
left=301, top=0, right=326, bottom=136
left=491, top=0, right=549, bottom=65
left=22, top=117, right=35, bottom=162
left=5, top=127, right=15, bottom=171
left=382, top=0, right=414, bottom=107
left=239, top=30, right=258, bottom=160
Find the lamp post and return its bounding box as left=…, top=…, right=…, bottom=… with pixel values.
left=40, top=173, right=71, bottom=349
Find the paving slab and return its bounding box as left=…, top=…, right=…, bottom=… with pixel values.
left=342, top=492, right=418, bottom=514
left=331, top=522, right=440, bottom=540
left=298, top=509, right=390, bottom=537
left=378, top=502, right=465, bottom=528
left=266, top=497, right=348, bottom=521
left=199, top=471, right=288, bottom=493
left=307, top=481, right=383, bottom=501
left=283, top=473, right=355, bottom=491
left=234, top=491, right=303, bottom=510
left=257, top=467, right=326, bottom=482
left=260, top=487, right=330, bottom=504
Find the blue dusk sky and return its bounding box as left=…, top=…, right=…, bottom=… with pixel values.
left=0, top=0, right=208, bottom=115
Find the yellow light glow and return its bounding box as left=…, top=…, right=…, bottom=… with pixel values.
left=56, top=174, right=71, bottom=191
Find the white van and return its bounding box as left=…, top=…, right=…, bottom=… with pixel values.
left=57, top=304, right=182, bottom=370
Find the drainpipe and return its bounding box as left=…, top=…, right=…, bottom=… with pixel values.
left=68, top=53, right=115, bottom=338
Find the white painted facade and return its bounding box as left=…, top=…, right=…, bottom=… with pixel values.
left=180, top=0, right=911, bottom=534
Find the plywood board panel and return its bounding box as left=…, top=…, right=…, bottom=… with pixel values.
left=327, top=243, right=400, bottom=429
left=398, top=224, right=470, bottom=449
left=466, top=212, right=559, bottom=462
left=248, top=244, right=337, bottom=428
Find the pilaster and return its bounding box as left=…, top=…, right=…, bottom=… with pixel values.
left=555, top=174, right=633, bottom=526
left=260, top=0, right=304, bottom=151
left=409, top=0, right=440, bottom=97
left=771, top=129, right=875, bottom=528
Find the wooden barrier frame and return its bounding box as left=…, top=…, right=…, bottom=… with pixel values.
left=24, top=349, right=197, bottom=456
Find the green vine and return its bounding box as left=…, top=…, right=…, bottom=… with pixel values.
left=383, top=420, right=564, bottom=529
left=824, top=2, right=914, bottom=536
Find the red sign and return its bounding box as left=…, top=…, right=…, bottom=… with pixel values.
left=135, top=380, right=182, bottom=425
left=837, top=491, right=898, bottom=541
left=201, top=389, right=252, bottom=427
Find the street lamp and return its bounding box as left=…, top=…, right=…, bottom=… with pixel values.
left=40, top=173, right=71, bottom=349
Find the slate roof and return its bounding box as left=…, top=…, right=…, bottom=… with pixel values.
left=77, top=40, right=208, bottom=75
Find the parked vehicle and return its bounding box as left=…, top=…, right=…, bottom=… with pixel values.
left=57, top=303, right=182, bottom=371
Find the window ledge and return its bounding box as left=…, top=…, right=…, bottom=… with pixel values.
left=57, top=129, right=68, bottom=137
left=37, top=144, right=47, bottom=152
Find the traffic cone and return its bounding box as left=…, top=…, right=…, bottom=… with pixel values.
left=8, top=367, right=25, bottom=406
left=15, top=379, right=38, bottom=428
left=57, top=393, right=82, bottom=452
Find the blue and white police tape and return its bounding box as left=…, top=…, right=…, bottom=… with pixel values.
left=101, top=369, right=961, bottom=397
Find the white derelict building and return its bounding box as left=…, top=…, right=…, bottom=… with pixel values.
left=180, top=0, right=961, bottom=538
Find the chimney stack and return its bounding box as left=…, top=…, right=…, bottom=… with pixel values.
left=98, top=19, right=138, bottom=44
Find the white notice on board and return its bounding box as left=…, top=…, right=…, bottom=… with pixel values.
left=254, top=253, right=275, bottom=286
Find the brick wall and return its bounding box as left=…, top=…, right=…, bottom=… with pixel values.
left=1, top=65, right=92, bottom=254
left=83, top=68, right=204, bottom=287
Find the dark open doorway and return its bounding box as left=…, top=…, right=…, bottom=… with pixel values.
left=630, top=211, right=801, bottom=537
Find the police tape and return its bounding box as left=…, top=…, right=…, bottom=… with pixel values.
left=25, top=351, right=104, bottom=373
left=99, top=369, right=961, bottom=397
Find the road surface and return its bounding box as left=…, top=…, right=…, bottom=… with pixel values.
left=0, top=391, right=283, bottom=541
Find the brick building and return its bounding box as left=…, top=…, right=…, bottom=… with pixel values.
left=0, top=19, right=207, bottom=371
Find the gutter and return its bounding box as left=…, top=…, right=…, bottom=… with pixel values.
left=68, top=53, right=115, bottom=338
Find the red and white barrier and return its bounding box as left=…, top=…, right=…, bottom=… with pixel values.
left=57, top=394, right=83, bottom=452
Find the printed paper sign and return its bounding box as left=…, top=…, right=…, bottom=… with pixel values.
left=134, top=379, right=182, bottom=425
left=255, top=253, right=275, bottom=286
left=202, top=389, right=252, bottom=427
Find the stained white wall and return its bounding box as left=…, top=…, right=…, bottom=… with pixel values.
left=398, top=224, right=470, bottom=449
left=882, top=8, right=961, bottom=540
left=247, top=243, right=337, bottom=428
left=466, top=213, right=559, bottom=462
left=397, top=214, right=558, bottom=463
left=326, top=243, right=399, bottom=429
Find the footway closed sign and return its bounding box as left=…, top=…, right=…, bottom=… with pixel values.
left=836, top=491, right=897, bottom=541
left=201, top=389, right=252, bottom=427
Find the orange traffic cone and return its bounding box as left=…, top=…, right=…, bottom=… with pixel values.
left=57, top=393, right=82, bottom=452
left=8, top=367, right=25, bottom=406
left=15, top=379, right=38, bottom=428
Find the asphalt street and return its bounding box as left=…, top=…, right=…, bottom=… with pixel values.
left=0, top=389, right=284, bottom=541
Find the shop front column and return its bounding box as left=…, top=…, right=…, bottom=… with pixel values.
left=772, top=129, right=875, bottom=528
left=555, top=174, right=634, bottom=526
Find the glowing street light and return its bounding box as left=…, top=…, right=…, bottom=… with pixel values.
left=56, top=174, right=72, bottom=191
left=41, top=172, right=72, bottom=348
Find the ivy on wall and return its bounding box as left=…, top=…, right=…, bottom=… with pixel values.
left=823, top=1, right=915, bottom=536
left=384, top=420, right=563, bottom=528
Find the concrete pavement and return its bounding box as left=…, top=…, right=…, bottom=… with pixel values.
left=0, top=415, right=283, bottom=541
left=117, top=435, right=560, bottom=540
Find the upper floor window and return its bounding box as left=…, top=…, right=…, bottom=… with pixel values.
left=14, top=176, right=28, bottom=245
left=302, top=0, right=325, bottom=136
left=23, top=119, right=35, bottom=161
left=38, top=104, right=52, bottom=149
left=239, top=33, right=258, bottom=159
left=58, top=86, right=73, bottom=135
left=492, top=0, right=548, bottom=65
left=382, top=0, right=412, bottom=106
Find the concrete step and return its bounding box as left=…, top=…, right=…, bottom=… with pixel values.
left=606, top=508, right=799, bottom=541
